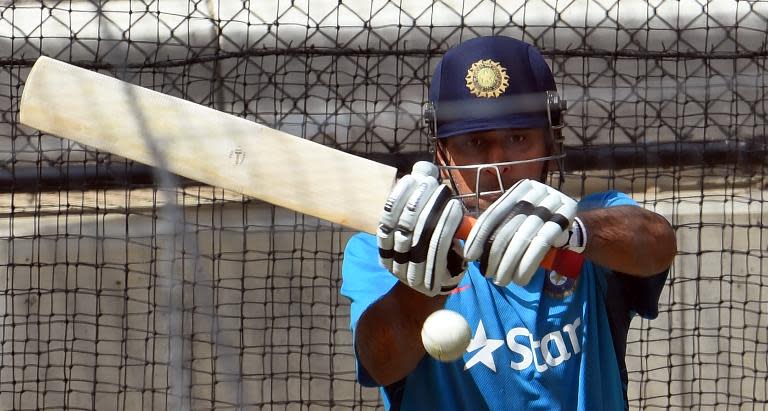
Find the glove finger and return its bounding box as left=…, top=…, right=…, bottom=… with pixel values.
left=377, top=232, right=395, bottom=271
left=406, top=261, right=427, bottom=291
left=481, top=213, right=527, bottom=281
left=378, top=163, right=443, bottom=274
left=514, top=221, right=564, bottom=285
left=515, top=198, right=578, bottom=281
left=494, top=214, right=546, bottom=286
left=554, top=230, right=570, bottom=249
left=380, top=175, right=417, bottom=230
left=437, top=243, right=466, bottom=295
left=397, top=178, right=439, bottom=233
left=411, top=160, right=440, bottom=179
left=439, top=242, right=466, bottom=294
left=382, top=161, right=439, bottom=230
left=407, top=185, right=453, bottom=289
left=497, top=190, right=566, bottom=286
left=529, top=184, right=576, bottom=247
left=515, top=243, right=550, bottom=286
left=392, top=177, right=439, bottom=279
left=516, top=218, right=566, bottom=285
left=464, top=179, right=532, bottom=259
left=550, top=200, right=577, bottom=248
left=378, top=175, right=420, bottom=271
left=410, top=186, right=453, bottom=263
left=424, top=199, right=464, bottom=294
left=392, top=230, right=412, bottom=282
left=494, top=190, right=564, bottom=285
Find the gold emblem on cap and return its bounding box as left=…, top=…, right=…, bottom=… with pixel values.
left=465, top=59, right=509, bottom=98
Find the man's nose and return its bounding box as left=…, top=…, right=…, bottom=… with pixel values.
left=483, top=144, right=512, bottom=176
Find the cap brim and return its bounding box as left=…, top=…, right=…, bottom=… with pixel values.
left=437, top=116, right=550, bottom=138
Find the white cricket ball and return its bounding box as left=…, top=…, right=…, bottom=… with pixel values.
left=421, top=309, right=472, bottom=362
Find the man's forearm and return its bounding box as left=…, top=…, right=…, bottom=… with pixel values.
left=356, top=283, right=447, bottom=386
left=578, top=205, right=677, bottom=277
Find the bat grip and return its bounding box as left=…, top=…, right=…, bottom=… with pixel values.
left=455, top=216, right=583, bottom=279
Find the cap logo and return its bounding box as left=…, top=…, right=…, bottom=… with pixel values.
left=465, top=59, right=509, bottom=98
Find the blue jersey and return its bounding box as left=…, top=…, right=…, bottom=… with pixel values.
left=340, top=191, right=668, bottom=411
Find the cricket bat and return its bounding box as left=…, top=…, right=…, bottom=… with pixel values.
left=19, top=56, right=582, bottom=277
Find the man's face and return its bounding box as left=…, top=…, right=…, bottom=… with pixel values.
left=437, top=128, right=549, bottom=210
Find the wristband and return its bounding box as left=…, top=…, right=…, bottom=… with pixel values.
left=567, top=216, right=587, bottom=254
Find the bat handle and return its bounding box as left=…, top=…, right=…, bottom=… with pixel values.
left=455, top=216, right=583, bottom=279
left=454, top=216, right=476, bottom=240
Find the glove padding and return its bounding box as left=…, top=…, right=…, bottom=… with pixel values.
left=464, top=179, right=577, bottom=287
left=377, top=161, right=466, bottom=296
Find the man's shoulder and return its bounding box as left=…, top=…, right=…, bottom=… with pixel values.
left=577, top=190, right=637, bottom=210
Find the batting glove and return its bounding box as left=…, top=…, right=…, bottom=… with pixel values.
left=377, top=161, right=466, bottom=296
left=463, top=179, right=579, bottom=287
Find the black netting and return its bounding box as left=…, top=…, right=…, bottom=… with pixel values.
left=0, top=1, right=766, bottom=410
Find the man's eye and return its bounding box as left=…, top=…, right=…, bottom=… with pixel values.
left=512, top=135, right=526, bottom=143
left=468, top=137, right=484, bottom=148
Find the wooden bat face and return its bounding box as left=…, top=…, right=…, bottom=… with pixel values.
left=20, top=56, right=397, bottom=234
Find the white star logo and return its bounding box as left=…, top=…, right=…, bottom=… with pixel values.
left=464, top=321, right=504, bottom=372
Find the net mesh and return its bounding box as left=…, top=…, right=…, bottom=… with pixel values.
left=1, top=1, right=766, bottom=409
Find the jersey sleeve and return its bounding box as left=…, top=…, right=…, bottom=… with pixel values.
left=578, top=190, right=668, bottom=320
left=340, top=232, right=399, bottom=387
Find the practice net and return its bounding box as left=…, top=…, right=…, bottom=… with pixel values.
left=0, top=1, right=766, bottom=410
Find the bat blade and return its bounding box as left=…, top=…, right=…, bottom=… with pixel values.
left=19, top=56, right=396, bottom=234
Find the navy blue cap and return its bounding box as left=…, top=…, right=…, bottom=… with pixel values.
left=429, top=36, right=558, bottom=138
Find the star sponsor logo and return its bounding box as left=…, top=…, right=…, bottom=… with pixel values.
left=464, top=317, right=582, bottom=373
left=464, top=321, right=504, bottom=372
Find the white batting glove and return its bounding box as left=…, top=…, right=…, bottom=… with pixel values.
left=377, top=161, right=466, bottom=296
left=463, top=179, right=578, bottom=287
